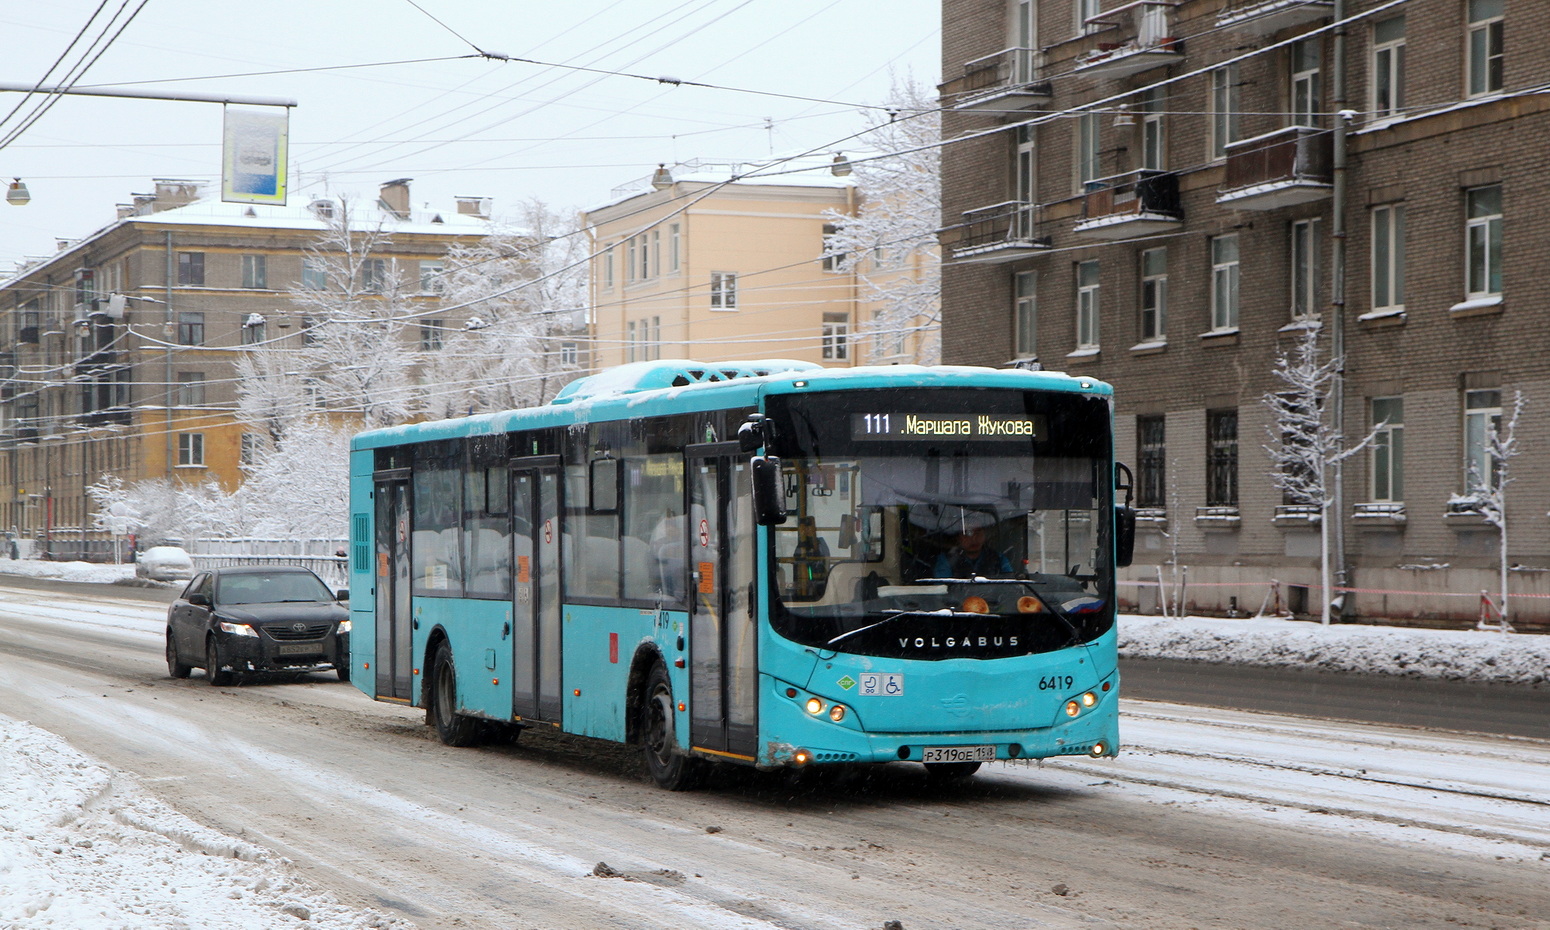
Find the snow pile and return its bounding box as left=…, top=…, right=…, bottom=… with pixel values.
left=0, top=558, right=136, bottom=585
left=1119, top=614, right=1550, bottom=686
left=0, top=717, right=410, bottom=930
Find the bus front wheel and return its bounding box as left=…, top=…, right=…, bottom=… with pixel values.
left=641, top=662, right=702, bottom=791
left=430, top=642, right=483, bottom=747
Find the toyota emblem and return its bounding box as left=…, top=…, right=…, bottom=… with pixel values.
left=291, top=622, right=308, bottom=633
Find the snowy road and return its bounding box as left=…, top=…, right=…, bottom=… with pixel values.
left=2, top=583, right=1548, bottom=929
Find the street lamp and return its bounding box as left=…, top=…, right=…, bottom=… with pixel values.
left=7, top=178, right=30, bottom=205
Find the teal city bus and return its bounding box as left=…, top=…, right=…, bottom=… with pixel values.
left=347, top=360, right=1134, bottom=789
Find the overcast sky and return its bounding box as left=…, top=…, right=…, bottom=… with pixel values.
left=0, top=0, right=941, bottom=269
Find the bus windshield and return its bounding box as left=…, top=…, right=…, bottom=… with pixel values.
left=765, top=388, right=1114, bottom=660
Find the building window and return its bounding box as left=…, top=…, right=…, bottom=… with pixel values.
left=241, top=314, right=266, bottom=345
left=301, top=258, right=328, bottom=290
left=1211, top=234, right=1240, bottom=331
left=823, top=224, right=849, bottom=273
left=361, top=258, right=388, bottom=293
left=1013, top=270, right=1037, bottom=357
left=176, top=252, right=204, bottom=286
left=1291, top=38, right=1322, bottom=127
left=1206, top=409, right=1239, bottom=507
left=1077, top=112, right=1101, bottom=191
left=176, top=372, right=205, bottom=407
left=1371, top=203, right=1406, bottom=312
left=602, top=243, right=615, bottom=290
left=1140, top=87, right=1165, bottom=170
left=646, top=315, right=661, bottom=361
left=241, top=254, right=267, bottom=289
left=1077, top=0, right=1100, bottom=34
left=1015, top=125, right=1037, bottom=207
left=1464, top=389, right=1502, bottom=493
left=561, top=341, right=578, bottom=365
left=710, top=271, right=737, bottom=310
left=1465, top=185, right=1503, bottom=299
left=1373, top=16, right=1406, bottom=118
left=821, top=312, right=850, bottom=360
left=1291, top=218, right=1321, bottom=320
left=1139, top=248, right=1166, bottom=341
left=301, top=316, right=319, bottom=346
left=638, top=234, right=651, bottom=280
left=177, top=311, right=204, bottom=346
left=1210, top=64, right=1240, bottom=160
left=419, top=260, right=444, bottom=294
left=626, top=238, right=638, bottom=283
left=420, top=320, right=444, bottom=351
left=240, top=433, right=259, bottom=467
left=177, top=432, right=204, bottom=467
left=1467, top=0, right=1504, bottom=97
left=1013, top=0, right=1037, bottom=82
left=668, top=224, right=681, bottom=272
left=1076, top=260, right=1100, bottom=349
left=1136, top=415, right=1165, bottom=508
left=1370, top=397, right=1404, bottom=502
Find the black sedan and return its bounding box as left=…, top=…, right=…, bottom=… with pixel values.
left=165, top=565, right=351, bottom=685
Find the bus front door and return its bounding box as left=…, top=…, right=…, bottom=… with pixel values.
left=373, top=472, right=414, bottom=702
left=511, top=458, right=563, bottom=723
left=686, top=446, right=759, bottom=761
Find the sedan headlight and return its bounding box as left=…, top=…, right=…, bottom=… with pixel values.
left=217, top=621, right=259, bottom=638
left=336, top=619, right=352, bottom=634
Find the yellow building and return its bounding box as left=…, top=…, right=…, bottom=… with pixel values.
left=0, top=179, right=494, bottom=558
left=585, top=159, right=865, bottom=368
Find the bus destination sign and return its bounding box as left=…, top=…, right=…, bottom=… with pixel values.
left=851, top=412, right=1046, bottom=441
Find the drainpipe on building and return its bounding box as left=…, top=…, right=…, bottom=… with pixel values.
left=1330, top=0, right=1350, bottom=618
left=164, top=232, right=174, bottom=481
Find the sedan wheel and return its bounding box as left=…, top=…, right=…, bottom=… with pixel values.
left=206, top=637, right=233, bottom=686
left=166, top=633, right=191, bottom=679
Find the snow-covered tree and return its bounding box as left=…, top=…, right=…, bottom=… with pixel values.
left=286, top=196, right=420, bottom=430
left=417, top=199, right=586, bottom=420
left=822, top=79, right=941, bottom=364
left=237, top=418, right=352, bottom=541
left=88, top=476, right=248, bottom=550
left=1450, top=390, right=1525, bottom=633
left=1262, top=326, right=1378, bottom=625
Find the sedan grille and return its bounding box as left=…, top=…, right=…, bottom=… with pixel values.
left=264, top=622, right=333, bottom=642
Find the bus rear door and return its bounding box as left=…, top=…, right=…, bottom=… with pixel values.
left=686, top=444, right=759, bottom=761
left=373, top=469, right=414, bottom=702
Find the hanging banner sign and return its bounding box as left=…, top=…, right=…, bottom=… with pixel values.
left=222, top=106, right=289, bottom=205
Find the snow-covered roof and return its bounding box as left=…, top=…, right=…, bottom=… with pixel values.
left=586, top=153, right=859, bottom=213
left=129, top=191, right=494, bottom=236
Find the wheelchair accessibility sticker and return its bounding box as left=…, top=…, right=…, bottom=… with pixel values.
left=858, top=673, right=903, bottom=696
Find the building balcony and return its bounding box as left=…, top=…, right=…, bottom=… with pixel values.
left=1217, top=126, right=1333, bottom=211
left=1272, top=504, right=1322, bottom=527
left=1074, top=170, right=1181, bottom=240
left=1217, top=0, right=1332, bottom=36
left=941, top=47, right=1051, bottom=113
left=943, top=201, right=1050, bottom=264
left=1074, top=2, right=1183, bottom=79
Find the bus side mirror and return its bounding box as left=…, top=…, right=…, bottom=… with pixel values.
left=751, top=456, right=787, bottom=526
left=738, top=413, right=772, bottom=453
left=1114, top=461, right=1136, bottom=568
left=1115, top=506, right=1136, bottom=568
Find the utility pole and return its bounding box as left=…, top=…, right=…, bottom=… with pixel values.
left=1329, top=0, right=1349, bottom=619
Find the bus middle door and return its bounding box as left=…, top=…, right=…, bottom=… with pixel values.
left=373, top=469, right=414, bottom=702
left=686, top=444, right=758, bottom=761
left=510, top=457, right=563, bottom=723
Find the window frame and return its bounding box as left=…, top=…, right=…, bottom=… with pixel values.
left=1206, top=409, right=1239, bottom=507
left=1290, top=38, right=1322, bottom=127
left=177, top=432, right=205, bottom=467
left=1139, top=247, right=1167, bottom=342
left=1013, top=270, right=1037, bottom=358
left=1372, top=16, right=1406, bottom=119
left=176, top=252, right=205, bottom=287
left=1136, top=414, right=1166, bottom=508
left=821, top=312, right=850, bottom=361
left=1465, top=185, right=1503, bottom=300
left=709, top=271, right=737, bottom=310
left=176, top=311, right=204, bottom=346
left=1371, top=203, right=1406, bottom=313
left=1210, top=234, right=1240, bottom=331
left=1370, top=396, right=1404, bottom=502
left=1076, top=112, right=1101, bottom=192
left=1076, top=260, right=1100, bottom=350
left=241, top=254, right=267, bottom=289
left=176, top=371, right=205, bottom=408
left=1463, top=388, right=1503, bottom=494
left=1290, top=218, right=1321, bottom=321
left=1140, top=87, right=1165, bottom=171
left=1466, top=0, right=1504, bottom=98
left=1210, top=64, right=1240, bottom=161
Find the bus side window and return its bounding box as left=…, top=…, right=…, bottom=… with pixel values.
left=622, top=454, right=685, bottom=604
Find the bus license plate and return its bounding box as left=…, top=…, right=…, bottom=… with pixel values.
left=277, top=644, right=321, bottom=656
left=921, top=745, right=996, bottom=763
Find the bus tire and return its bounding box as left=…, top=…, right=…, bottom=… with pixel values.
left=641, top=661, right=701, bottom=791
left=924, top=761, right=982, bottom=779
left=430, top=642, right=482, bottom=747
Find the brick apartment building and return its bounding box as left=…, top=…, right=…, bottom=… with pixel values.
left=0, top=179, right=494, bottom=559
left=937, top=0, right=1550, bottom=628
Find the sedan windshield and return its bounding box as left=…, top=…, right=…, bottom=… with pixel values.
left=216, top=572, right=333, bottom=606
left=765, top=388, right=1114, bottom=660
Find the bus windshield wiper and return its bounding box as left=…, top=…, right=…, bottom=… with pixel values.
left=917, top=576, right=1084, bottom=646
left=827, top=608, right=986, bottom=647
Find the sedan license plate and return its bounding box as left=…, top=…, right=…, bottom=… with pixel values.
left=921, top=745, right=996, bottom=764
left=276, top=643, right=322, bottom=656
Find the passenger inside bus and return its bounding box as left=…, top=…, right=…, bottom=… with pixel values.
left=791, top=516, right=830, bottom=599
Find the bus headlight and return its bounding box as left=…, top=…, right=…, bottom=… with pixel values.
left=1081, top=691, right=1097, bottom=707
left=805, top=697, right=825, bottom=715
left=1065, top=700, right=1080, bottom=717
left=828, top=704, right=847, bottom=722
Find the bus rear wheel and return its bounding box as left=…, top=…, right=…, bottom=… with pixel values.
left=430, top=642, right=483, bottom=747
left=640, top=662, right=701, bottom=791
left=924, top=761, right=982, bottom=779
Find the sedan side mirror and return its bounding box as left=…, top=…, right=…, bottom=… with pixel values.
left=335, top=589, right=350, bottom=602
left=187, top=592, right=211, bottom=607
